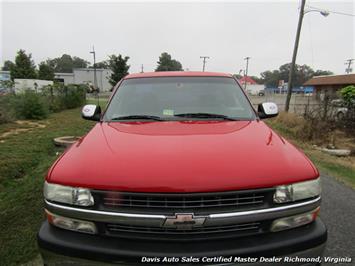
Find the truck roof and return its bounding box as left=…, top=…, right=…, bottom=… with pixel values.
left=124, top=71, right=233, bottom=79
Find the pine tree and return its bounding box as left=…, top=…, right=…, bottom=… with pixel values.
left=38, top=62, right=55, bottom=80
left=155, top=52, right=183, bottom=72
left=108, top=54, right=130, bottom=86
left=10, top=50, right=37, bottom=80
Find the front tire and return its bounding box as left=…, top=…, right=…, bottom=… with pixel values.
left=337, top=112, right=345, bottom=120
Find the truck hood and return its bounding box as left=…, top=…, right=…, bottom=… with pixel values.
left=48, top=120, right=318, bottom=192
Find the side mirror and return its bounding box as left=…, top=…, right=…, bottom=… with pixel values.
left=82, top=104, right=101, bottom=121
left=258, top=102, right=278, bottom=119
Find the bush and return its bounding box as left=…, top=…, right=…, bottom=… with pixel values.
left=62, top=84, right=86, bottom=109
left=0, top=94, right=16, bottom=124
left=0, top=84, right=86, bottom=123
left=13, top=90, right=49, bottom=120
left=340, top=85, right=355, bottom=106
left=43, top=84, right=86, bottom=112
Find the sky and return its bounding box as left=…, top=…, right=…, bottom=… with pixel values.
left=0, top=0, right=354, bottom=76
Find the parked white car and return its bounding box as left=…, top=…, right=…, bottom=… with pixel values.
left=330, top=99, right=348, bottom=120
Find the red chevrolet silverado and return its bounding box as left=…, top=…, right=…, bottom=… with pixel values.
left=38, top=72, right=326, bottom=265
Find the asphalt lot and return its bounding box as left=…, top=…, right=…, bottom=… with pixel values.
left=320, top=174, right=355, bottom=265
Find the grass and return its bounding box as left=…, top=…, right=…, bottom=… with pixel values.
left=0, top=107, right=95, bottom=265
left=266, top=115, right=355, bottom=188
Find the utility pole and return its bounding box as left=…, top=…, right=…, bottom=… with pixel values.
left=90, top=46, right=98, bottom=92
left=141, top=64, right=144, bottom=73
left=345, top=59, right=354, bottom=73
left=200, top=56, right=210, bottom=72
left=90, top=46, right=99, bottom=106
left=285, top=0, right=306, bottom=112
left=244, top=57, right=251, bottom=90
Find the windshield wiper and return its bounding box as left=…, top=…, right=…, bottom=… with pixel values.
left=174, top=113, right=238, bottom=121
left=110, top=115, right=163, bottom=121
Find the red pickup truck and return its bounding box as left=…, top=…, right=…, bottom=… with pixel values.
left=38, top=72, right=326, bottom=265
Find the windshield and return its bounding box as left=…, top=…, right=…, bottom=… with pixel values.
left=104, top=77, right=255, bottom=121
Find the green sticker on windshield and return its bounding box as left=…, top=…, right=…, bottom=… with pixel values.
left=163, top=109, right=174, bottom=116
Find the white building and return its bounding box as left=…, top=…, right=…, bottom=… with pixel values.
left=54, top=72, right=75, bottom=85
left=54, top=68, right=113, bottom=92
left=0, top=70, right=11, bottom=81
left=14, top=79, right=53, bottom=93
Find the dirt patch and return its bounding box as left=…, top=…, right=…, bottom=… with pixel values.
left=0, top=120, right=47, bottom=140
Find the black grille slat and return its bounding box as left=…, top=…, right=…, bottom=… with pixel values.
left=106, top=222, right=261, bottom=235
left=104, top=200, right=264, bottom=208
left=103, top=195, right=264, bottom=203
left=100, top=190, right=269, bottom=214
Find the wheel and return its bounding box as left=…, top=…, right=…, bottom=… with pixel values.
left=337, top=112, right=345, bottom=120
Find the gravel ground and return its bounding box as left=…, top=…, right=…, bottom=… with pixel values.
left=320, top=174, right=355, bottom=265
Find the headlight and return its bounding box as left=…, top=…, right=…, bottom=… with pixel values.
left=273, top=178, right=321, bottom=203
left=44, top=181, right=94, bottom=206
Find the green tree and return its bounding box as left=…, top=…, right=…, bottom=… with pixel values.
left=90, top=61, right=109, bottom=69
left=155, top=52, right=183, bottom=71
left=250, top=75, right=264, bottom=84
left=10, top=50, right=37, bottom=80
left=313, top=70, right=333, bottom=77
left=2, top=60, right=15, bottom=71
left=108, top=54, right=130, bottom=86
left=260, top=70, right=281, bottom=87
left=260, top=63, right=332, bottom=87
left=72, top=56, right=89, bottom=69
left=340, top=85, right=355, bottom=106
left=48, top=54, right=90, bottom=73
left=38, top=62, right=55, bottom=80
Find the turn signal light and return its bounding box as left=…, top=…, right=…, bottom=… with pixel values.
left=270, top=207, right=320, bottom=232
left=46, top=210, right=97, bottom=234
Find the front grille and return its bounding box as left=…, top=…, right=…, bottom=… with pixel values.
left=94, top=189, right=274, bottom=215
left=106, top=222, right=261, bottom=235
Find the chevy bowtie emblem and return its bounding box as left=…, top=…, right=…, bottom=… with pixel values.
left=163, top=213, right=206, bottom=230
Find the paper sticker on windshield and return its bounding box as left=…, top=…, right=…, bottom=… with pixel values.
left=163, top=109, right=174, bottom=116
left=176, top=83, right=183, bottom=88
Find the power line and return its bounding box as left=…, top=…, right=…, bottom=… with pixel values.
left=200, top=56, right=210, bottom=72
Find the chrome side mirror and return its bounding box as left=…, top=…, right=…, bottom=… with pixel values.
left=258, top=102, right=278, bottom=119
left=82, top=104, right=101, bottom=121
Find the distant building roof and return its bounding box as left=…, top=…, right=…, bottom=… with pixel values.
left=238, top=76, right=257, bottom=85
left=54, top=72, right=74, bottom=76
left=73, top=68, right=109, bottom=72
left=304, top=73, right=355, bottom=86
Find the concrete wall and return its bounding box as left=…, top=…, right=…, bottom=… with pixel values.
left=249, top=94, right=320, bottom=114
